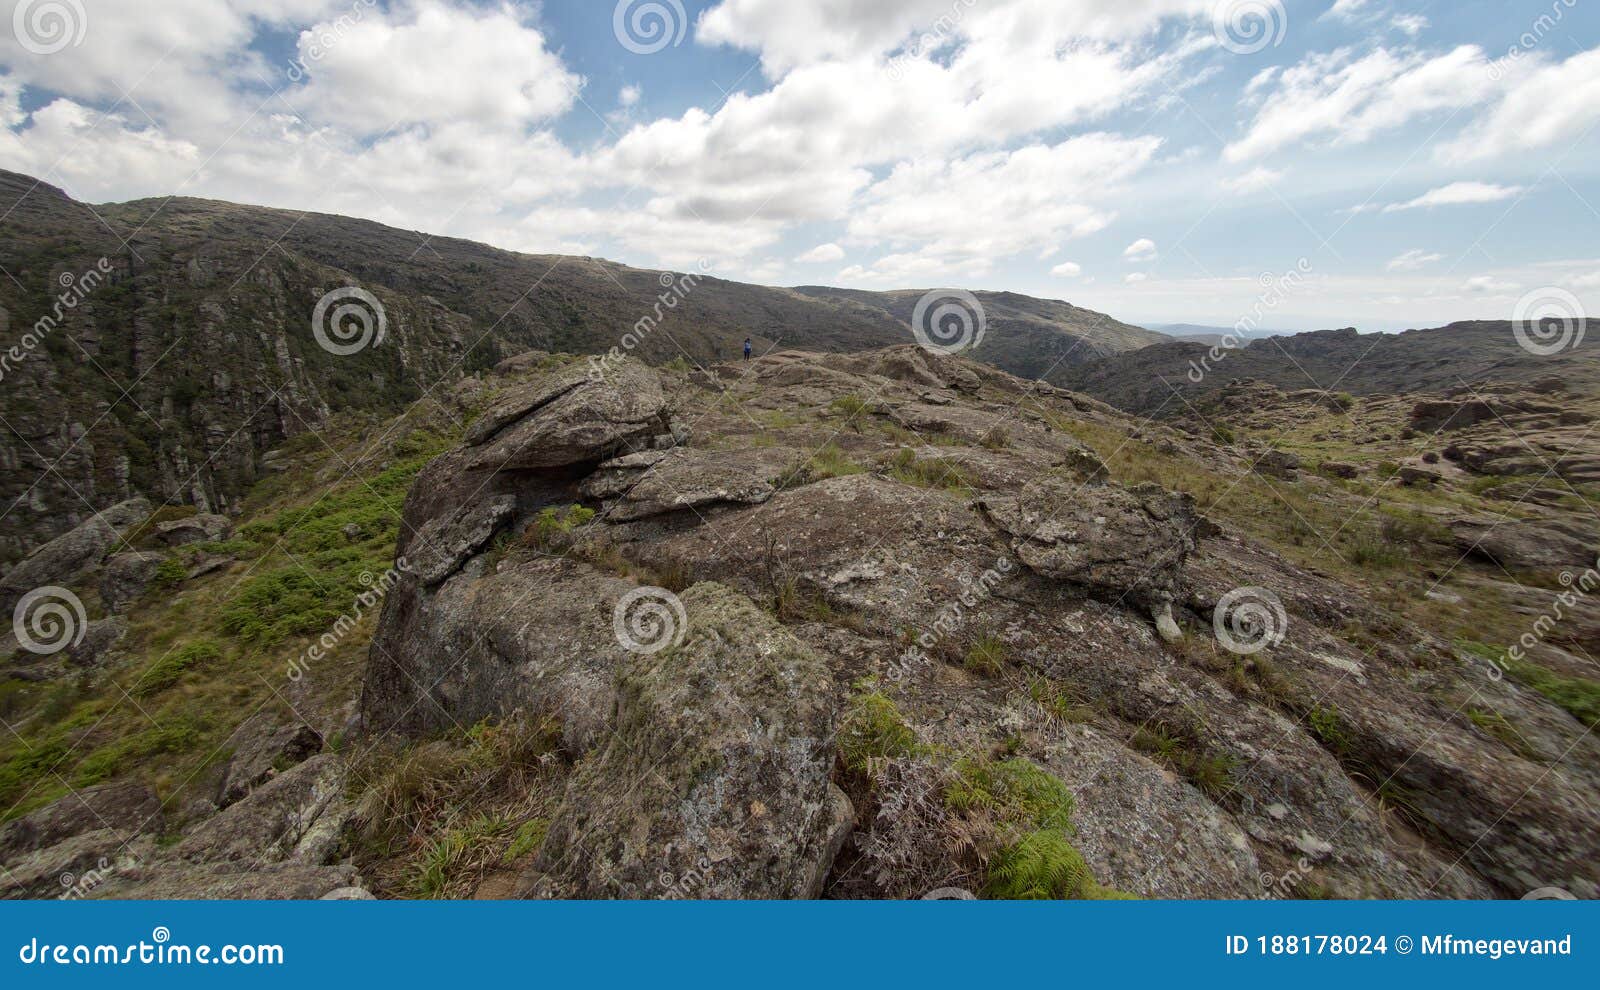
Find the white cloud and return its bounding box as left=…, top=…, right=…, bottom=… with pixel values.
left=1322, top=0, right=1374, bottom=20
left=1123, top=237, right=1158, bottom=262
left=1050, top=261, right=1083, bottom=278
left=1380, top=181, right=1524, bottom=212
left=840, top=134, right=1160, bottom=280
left=286, top=2, right=580, bottom=135
left=619, top=84, right=642, bottom=107
left=697, top=0, right=1211, bottom=75
left=796, top=242, right=845, bottom=263
left=1125, top=272, right=1149, bottom=284
left=1386, top=248, right=1444, bottom=271
left=1439, top=47, right=1600, bottom=163
left=1225, top=45, right=1496, bottom=162
left=1392, top=14, right=1428, bottom=37
left=1222, top=166, right=1283, bottom=195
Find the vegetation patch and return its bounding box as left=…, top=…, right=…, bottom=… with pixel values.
left=130, top=639, right=222, bottom=697
left=837, top=683, right=919, bottom=775
left=885, top=447, right=977, bottom=494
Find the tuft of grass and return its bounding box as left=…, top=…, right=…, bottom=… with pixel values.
left=885, top=447, right=977, bottom=494
left=828, top=394, right=876, bottom=429
left=1028, top=677, right=1095, bottom=723
left=837, top=684, right=919, bottom=774
left=410, top=813, right=510, bottom=898
left=1466, top=708, right=1539, bottom=760
left=151, top=556, right=188, bottom=590
left=1307, top=705, right=1352, bottom=755
left=963, top=633, right=1007, bottom=677
left=75, top=717, right=205, bottom=786
left=780, top=443, right=864, bottom=489
left=524, top=504, right=596, bottom=553
left=1130, top=723, right=1238, bottom=802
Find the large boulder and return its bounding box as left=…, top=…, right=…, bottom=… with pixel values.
left=99, top=551, right=168, bottom=613
left=0, top=497, right=150, bottom=612
left=154, top=513, right=233, bottom=546
left=460, top=358, right=680, bottom=472
left=213, top=714, right=325, bottom=809
left=1451, top=517, right=1598, bottom=573
left=526, top=583, right=846, bottom=898
left=174, top=754, right=349, bottom=867
left=979, top=478, right=1199, bottom=613
left=0, top=780, right=162, bottom=861
left=579, top=446, right=795, bottom=521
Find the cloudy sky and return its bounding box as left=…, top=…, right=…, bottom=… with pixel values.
left=1, top=0, right=1597, bottom=330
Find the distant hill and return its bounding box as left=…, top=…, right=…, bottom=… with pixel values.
left=1058, top=323, right=1600, bottom=417
left=1145, top=323, right=1294, bottom=345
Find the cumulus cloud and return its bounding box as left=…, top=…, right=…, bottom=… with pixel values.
left=1123, top=238, right=1158, bottom=262
left=1050, top=261, right=1083, bottom=277
left=1125, top=272, right=1149, bottom=283
left=285, top=2, right=580, bottom=135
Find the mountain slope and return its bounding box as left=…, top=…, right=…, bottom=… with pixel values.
left=0, top=169, right=1152, bottom=564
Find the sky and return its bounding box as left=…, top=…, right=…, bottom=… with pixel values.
left=0, top=0, right=1597, bottom=331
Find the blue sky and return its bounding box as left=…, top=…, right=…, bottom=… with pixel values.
left=1, top=0, right=1597, bottom=331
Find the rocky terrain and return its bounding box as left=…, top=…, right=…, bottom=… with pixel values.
left=3, top=343, right=1596, bottom=900
left=0, top=169, right=1159, bottom=569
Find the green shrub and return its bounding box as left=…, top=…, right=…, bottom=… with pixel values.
left=838, top=686, right=918, bottom=773
left=945, top=757, right=1074, bottom=833
left=151, top=556, right=188, bottom=590
left=75, top=718, right=204, bottom=785
left=987, top=830, right=1096, bottom=899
